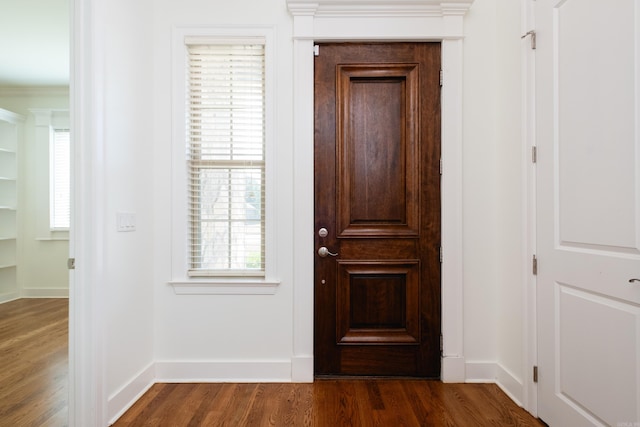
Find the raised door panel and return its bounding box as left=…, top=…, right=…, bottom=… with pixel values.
left=555, top=0, right=638, bottom=252
left=336, top=261, right=420, bottom=344
left=336, top=64, right=419, bottom=238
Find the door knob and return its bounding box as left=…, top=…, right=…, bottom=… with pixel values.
left=318, top=246, right=338, bottom=257
left=629, top=278, right=640, bottom=284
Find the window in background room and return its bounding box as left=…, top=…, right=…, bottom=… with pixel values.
left=50, top=128, right=70, bottom=230
left=186, top=41, right=265, bottom=277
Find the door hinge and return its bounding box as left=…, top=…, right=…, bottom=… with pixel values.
left=439, top=246, right=443, bottom=263
left=440, top=335, right=443, bottom=355
left=521, top=30, right=536, bottom=49
left=439, top=158, right=443, bottom=175
left=532, top=254, right=537, bottom=275
left=532, top=146, right=537, bottom=163
left=313, top=45, right=320, bottom=56
left=533, top=365, right=538, bottom=383
left=439, top=69, right=443, bottom=86
left=67, top=258, right=76, bottom=270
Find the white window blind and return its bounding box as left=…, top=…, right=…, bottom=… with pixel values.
left=186, top=42, right=265, bottom=277
left=50, top=129, right=70, bottom=230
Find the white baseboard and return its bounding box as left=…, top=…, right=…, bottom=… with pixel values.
left=441, top=355, right=465, bottom=383
left=155, top=360, right=293, bottom=383
left=108, top=360, right=293, bottom=425
left=291, top=356, right=314, bottom=382
left=106, top=359, right=525, bottom=424
left=495, top=364, right=524, bottom=406
left=20, top=288, right=69, bottom=298
left=465, top=361, right=524, bottom=407
left=0, top=291, right=20, bottom=304
left=465, top=361, right=496, bottom=382
left=108, top=362, right=155, bottom=425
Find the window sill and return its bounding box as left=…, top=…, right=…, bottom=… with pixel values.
left=169, top=279, right=280, bottom=295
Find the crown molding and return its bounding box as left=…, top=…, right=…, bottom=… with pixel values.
left=287, top=0, right=473, bottom=17
left=287, top=0, right=474, bottom=40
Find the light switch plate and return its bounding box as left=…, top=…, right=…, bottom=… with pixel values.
left=116, top=212, right=136, bottom=232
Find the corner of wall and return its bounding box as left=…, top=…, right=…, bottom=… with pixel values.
left=107, top=362, right=156, bottom=425
left=464, top=361, right=524, bottom=407
left=495, top=363, right=524, bottom=407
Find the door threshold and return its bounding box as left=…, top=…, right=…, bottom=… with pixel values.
left=314, top=375, right=440, bottom=381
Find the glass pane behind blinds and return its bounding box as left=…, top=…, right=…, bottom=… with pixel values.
left=187, top=43, right=265, bottom=276
left=51, top=129, right=70, bottom=230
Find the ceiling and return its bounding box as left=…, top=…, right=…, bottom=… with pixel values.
left=0, top=0, right=69, bottom=87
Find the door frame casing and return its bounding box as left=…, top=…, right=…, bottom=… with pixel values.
left=521, top=0, right=538, bottom=416
left=69, top=0, right=108, bottom=424
left=287, top=0, right=474, bottom=383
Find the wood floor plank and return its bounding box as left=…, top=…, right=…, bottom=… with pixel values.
left=185, top=384, right=224, bottom=426
left=0, top=299, right=544, bottom=427
left=380, top=380, right=424, bottom=426
left=278, top=383, right=314, bottom=426
left=0, top=298, right=68, bottom=427
left=113, top=380, right=545, bottom=427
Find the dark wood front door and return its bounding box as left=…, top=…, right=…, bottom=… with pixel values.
left=314, top=43, right=442, bottom=377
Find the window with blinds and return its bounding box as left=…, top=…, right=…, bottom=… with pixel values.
left=186, top=41, right=265, bottom=277
left=50, top=128, right=70, bottom=230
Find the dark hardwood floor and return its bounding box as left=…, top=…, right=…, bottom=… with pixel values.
left=113, top=381, right=545, bottom=426
left=0, top=298, right=68, bottom=427
left=0, top=298, right=545, bottom=427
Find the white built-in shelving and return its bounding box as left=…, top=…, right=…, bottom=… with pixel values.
left=0, top=108, right=23, bottom=297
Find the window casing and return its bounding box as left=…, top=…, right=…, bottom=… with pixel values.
left=186, top=40, right=266, bottom=278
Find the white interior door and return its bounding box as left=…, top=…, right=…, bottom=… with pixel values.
left=536, top=0, right=640, bottom=425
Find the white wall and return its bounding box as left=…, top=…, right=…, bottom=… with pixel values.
left=462, top=0, right=526, bottom=402
left=463, top=0, right=500, bottom=370
left=149, top=0, right=527, bottom=380
left=99, top=0, right=530, bottom=419
left=494, top=0, right=526, bottom=398
left=98, top=0, right=156, bottom=421
left=0, top=89, right=70, bottom=297
left=152, top=0, right=296, bottom=380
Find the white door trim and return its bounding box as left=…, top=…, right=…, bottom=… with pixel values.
left=521, top=0, right=538, bottom=416
left=69, top=0, right=108, bottom=425
left=287, top=0, right=474, bottom=382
